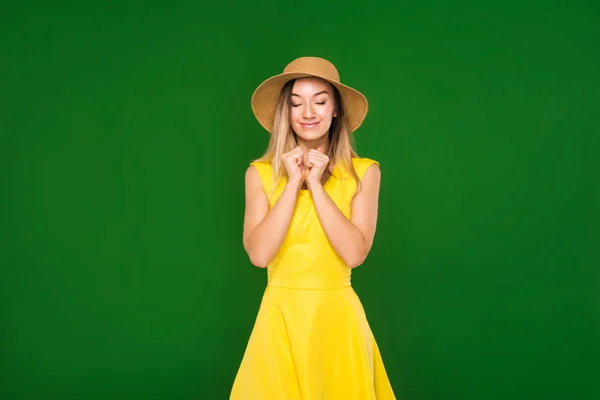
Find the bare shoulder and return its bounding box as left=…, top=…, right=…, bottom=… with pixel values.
left=245, top=164, right=260, bottom=183
left=243, top=164, right=269, bottom=247
left=350, top=160, right=380, bottom=248
left=355, top=164, right=381, bottom=203
left=362, top=162, right=381, bottom=185
left=245, top=164, right=266, bottom=197
left=353, top=157, right=381, bottom=193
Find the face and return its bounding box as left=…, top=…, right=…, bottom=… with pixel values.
left=289, top=77, right=337, bottom=142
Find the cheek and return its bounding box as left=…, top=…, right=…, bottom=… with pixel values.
left=290, top=108, right=301, bottom=123
left=320, top=106, right=335, bottom=122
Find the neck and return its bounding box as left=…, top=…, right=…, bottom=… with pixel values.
left=297, top=137, right=330, bottom=154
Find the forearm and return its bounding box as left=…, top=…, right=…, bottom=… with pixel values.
left=309, top=183, right=368, bottom=268
left=246, top=181, right=300, bottom=267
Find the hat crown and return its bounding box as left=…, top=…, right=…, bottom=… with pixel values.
left=283, top=57, right=340, bottom=83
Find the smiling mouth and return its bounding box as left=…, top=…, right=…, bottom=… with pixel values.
left=300, top=122, right=320, bottom=128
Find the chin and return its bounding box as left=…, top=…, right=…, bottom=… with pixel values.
left=298, top=133, right=327, bottom=141
left=293, top=127, right=329, bottom=141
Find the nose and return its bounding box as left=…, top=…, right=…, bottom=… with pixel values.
left=302, top=104, right=315, bottom=119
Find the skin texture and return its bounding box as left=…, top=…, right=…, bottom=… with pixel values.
left=243, top=77, right=381, bottom=268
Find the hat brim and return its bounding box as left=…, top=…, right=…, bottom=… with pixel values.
left=251, top=72, right=368, bottom=134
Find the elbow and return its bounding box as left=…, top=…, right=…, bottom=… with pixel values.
left=345, top=250, right=368, bottom=269
left=250, top=258, right=269, bottom=268
left=346, top=257, right=365, bottom=269
left=247, top=250, right=270, bottom=268
left=244, top=239, right=269, bottom=268
left=344, top=240, right=371, bottom=268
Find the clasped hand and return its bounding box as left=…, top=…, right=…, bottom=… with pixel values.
left=282, top=146, right=329, bottom=189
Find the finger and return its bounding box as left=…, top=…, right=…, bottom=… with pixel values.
left=309, top=149, right=327, bottom=158
left=286, top=147, right=302, bottom=156
left=308, top=154, right=325, bottom=163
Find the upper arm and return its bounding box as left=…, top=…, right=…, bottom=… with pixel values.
left=350, top=163, right=381, bottom=251
left=243, top=165, right=270, bottom=250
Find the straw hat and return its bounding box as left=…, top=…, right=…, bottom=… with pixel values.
left=251, top=56, right=368, bottom=134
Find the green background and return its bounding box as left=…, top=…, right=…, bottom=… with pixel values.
left=1, top=1, right=598, bottom=399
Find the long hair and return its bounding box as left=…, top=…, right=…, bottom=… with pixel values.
left=255, top=78, right=362, bottom=195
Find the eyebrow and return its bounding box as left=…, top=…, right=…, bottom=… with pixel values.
left=291, top=90, right=330, bottom=98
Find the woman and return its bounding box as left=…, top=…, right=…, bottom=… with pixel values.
left=231, top=57, right=395, bottom=399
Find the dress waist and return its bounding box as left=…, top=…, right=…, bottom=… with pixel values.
left=267, top=273, right=351, bottom=290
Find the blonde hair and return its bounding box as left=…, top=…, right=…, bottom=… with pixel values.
left=255, top=78, right=362, bottom=195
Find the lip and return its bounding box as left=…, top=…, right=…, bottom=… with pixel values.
left=300, top=122, right=320, bottom=128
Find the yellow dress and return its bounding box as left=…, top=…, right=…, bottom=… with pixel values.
left=230, top=157, right=396, bottom=399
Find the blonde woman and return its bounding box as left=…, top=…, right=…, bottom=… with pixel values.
left=231, top=57, right=395, bottom=399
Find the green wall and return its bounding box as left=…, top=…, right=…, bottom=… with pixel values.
left=1, top=1, right=598, bottom=399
